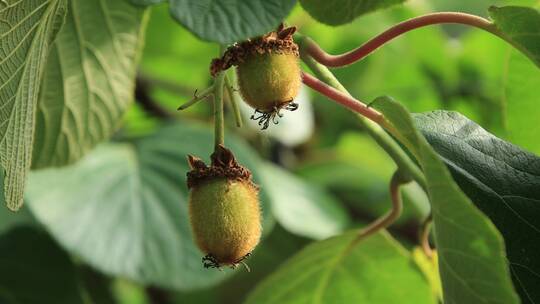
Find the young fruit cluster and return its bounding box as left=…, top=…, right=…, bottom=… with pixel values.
left=210, top=24, right=302, bottom=129
left=187, top=145, right=261, bottom=269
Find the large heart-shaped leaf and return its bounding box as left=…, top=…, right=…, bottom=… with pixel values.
left=130, top=0, right=296, bottom=43
left=300, top=0, right=406, bottom=26
left=32, top=0, right=148, bottom=169
left=414, top=110, right=540, bottom=304
left=372, top=97, right=519, bottom=304
left=0, top=227, right=84, bottom=304
left=245, top=231, right=435, bottom=304
left=490, top=6, right=540, bottom=68
left=26, top=122, right=272, bottom=290
left=0, top=0, right=67, bottom=210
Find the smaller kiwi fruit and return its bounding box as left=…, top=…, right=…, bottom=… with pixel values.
left=210, top=24, right=301, bottom=129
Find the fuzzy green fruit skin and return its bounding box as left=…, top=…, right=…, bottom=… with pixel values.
left=189, top=178, right=261, bottom=264
left=237, top=53, right=301, bottom=112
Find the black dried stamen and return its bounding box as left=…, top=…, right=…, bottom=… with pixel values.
left=250, top=102, right=299, bottom=130
left=202, top=254, right=221, bottom=270
left=202, top=252, right=253, bottom=271
left=250, top=110, right=273, bottom=130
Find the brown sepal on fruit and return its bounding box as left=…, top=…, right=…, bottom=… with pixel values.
left=186, top=145, right=255, bottom=189
left=210, top=23, right=299, bottom=77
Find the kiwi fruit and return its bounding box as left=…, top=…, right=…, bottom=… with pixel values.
left=187, top=145, right=261, bottom=269
left=210, top=24, right=301, bottom=129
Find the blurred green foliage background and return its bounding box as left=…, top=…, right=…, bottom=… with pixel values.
left=1, top=0, right=539, bottom=303
left=113, top=0, right=540, bottom=301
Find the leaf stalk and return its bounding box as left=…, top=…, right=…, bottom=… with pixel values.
left=299, top=53, right=427, bottom=190
left=348, top=171, right=409, bottom=249
left=297, top=12, right=499, bottom=67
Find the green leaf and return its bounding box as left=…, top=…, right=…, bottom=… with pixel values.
left=258, top=162, right=350, bottom=240
left=300, top=0, right=406, bottom=26
left=138, top=0, right=297, bottom=43
left=0, top=0, right=67, bottom=210
left=130, top=0, right=165, bottom=5
left=502, top=50, right=540, bottom=154
left=26, top=122, right=274, bottom=290
left=245, top=231, right=435, bottom=304
left=371, top=97, right=520, bottom=304
left=412, top=248, right=442, bottom=301
left=489, top=6, right=540, bottom=68
left=0, top=167, right=34, bottom=235
left=458, top=9, right=540, bottom=154
left=414, top=110, right=540, bottom=304
left=32, top=0, right=148, bottom=169
left=0, top=227, right=84, bottom=304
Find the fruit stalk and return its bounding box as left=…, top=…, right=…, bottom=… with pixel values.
left=300, top=12, right=498, bottom=67
left=224, top=74, right=244, bottom=128
left=213, top=69, right=226, bottom=150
